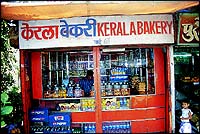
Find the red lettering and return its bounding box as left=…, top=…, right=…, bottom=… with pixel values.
left=161, top=21, right=167, bottom=34
left=110, top=22, right=117, bottom=36
left=143, top=21, right=149, bottom=34
left=130, top=22, right=136, bottom=35
left=137, top=21, right=143, bottom=35
left=42, top=26, right=59, bottom=39
left=167, top=21, right=173, bottom=34
left=21, top=23, right=34, bottom=40
left=155, top=21, right=161, bottom=34
left=149, top=21, right=155, bottom=34
left=117, top=22, right=123, bottom=35
left=97, top=23, right=104, bottom=36
left=104, top=22, right=109, bottom=36
left=122, top=22, right=129, bottom=35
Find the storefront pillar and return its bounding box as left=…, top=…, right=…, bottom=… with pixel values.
left=166, top=45, right=175, bottom=133
left=20, top=50, right=30, bottom=134
left=93, top=47, right=102, bottom=133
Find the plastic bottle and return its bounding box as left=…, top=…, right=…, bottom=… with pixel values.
left=102, top=125, right=106, bottom=133
left=127, top=122, right=131, bottom=133
left=105, top=124, right=109, bottom=133
left=112, top=124, right=116, bottom=133
left=108, top=123, right=112, bottom=133
left=122, top=122, right=126, bottom=133
left=67, top=84, right=74, bottom=97
left=120, top=98, right=124, bottom=109
left=53, top=84, right=59, bottom=98
left=116, top=122, right=120, bottom=133
left=84, top=124, right=88, bottom=133
left=123, top=98, right=127, bottom=109
left=88, top=124, right=92, bottom=133
left=74, top=84, right=82, bottom=97
left=91, top=124, right=96, bottom=133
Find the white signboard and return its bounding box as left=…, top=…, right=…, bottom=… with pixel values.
left=19, top=14, right=174, bottom=49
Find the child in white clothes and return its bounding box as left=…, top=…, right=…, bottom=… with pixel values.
left=179, top=100, right=193, bottom=133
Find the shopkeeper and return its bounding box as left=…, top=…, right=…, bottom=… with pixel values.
left=79, top=70, right=94, bottom=97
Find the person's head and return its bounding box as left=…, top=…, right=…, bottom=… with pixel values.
left=181, top=99, right=190, bottom=109
left=86, top=70, right=93, bottom=79
left=106, top=101, right=111, bottom=106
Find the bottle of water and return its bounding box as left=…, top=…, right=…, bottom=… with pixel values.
left=123, top=98, right=127, bottom=109
left=105, top=124, right=109, bottom=133
left=102, top=125, right=106, bottom=133
left=109, top=123, right=113, bottom=133
left=126, top=122, right=131, bottom=133
left=88, top=124, right=92, bottom=133
left=120, top=98, right=124, bottom=109
left=67, top=84, right=73, bottom=97
left=112, top=124, right=116, bottom=133
left=74, top=84, right=81, bottom=97
left=91, top=124, right=96, bottom=133
left=84, top=124, right=88, bottom=133
left=122, top=122, right=126, bottom=133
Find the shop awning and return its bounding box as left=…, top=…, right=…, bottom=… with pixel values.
left=1, top=1, right=199, bottom=21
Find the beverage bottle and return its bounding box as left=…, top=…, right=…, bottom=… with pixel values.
left=91, top=124, right=96, bottom=133
left=127, top=122, right=131, bottom=133
left=123, top=98, right=127, bottom=109
left=102, top=125, right=106, bottom=133
left=104, top=124, right=109, bottom=133
left=116, top=122, right=120, bottom=133
left=60, top=84, right=66, bottom=98
left=88, top=124, right=92, bottom=133
left=111, top=123, right=115, bottom=133
left=120, top=98, right=124, bottom=109
left=84, top=124, right=88, bottom=133
left=109, top=123, right=114, bottom=133
left=54, top=84, right=59, bottom=98
left=74, top=84, right=81, bottom=97
left=67, top=84, right=74, bottom=97
left=122, top=122, right=126, bottom=133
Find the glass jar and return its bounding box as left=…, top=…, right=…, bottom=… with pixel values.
left=114, top=82, right=121, bottom=96
left=121, top=82, right=130, bottom=96
left=105, top=83, right=113, bottom=96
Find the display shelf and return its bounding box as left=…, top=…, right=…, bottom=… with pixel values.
left=101, top=96, right=131, bottom=99
left=41, top=97, right=95, bottom=100
left=99, top=48, right=155, bottom=96
left=102, top=109, right=131, bottom=111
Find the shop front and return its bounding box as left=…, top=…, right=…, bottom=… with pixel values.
left=174, top=13, right=199, bottom=133
left=19, top=14, right=174, bottom=133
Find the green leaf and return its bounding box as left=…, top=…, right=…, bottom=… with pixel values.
left=1, top=121, right=6, bottom=127
left=1, top=92, right=9, bottom=104
left=4, top=102, right=11, bottom=104
left=1, top=106, right=13, bottom=115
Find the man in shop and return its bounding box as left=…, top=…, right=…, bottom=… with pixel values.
left=79, top=70, right=94, bottom=97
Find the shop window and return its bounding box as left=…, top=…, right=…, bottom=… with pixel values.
left=41, top=48, right=155, bottom=99
left=42, top=51, right=94, bottom=99
left=100, top=48, right=155, bottom=97
left=41, top=48, right=155, bottom=111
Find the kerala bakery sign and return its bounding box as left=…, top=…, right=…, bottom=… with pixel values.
left=19, top=14, right=174, bottom=49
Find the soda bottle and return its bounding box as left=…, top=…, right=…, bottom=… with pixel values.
left=84, top=124, right=88, bottom=133
left=67, top=84, right=74, bottom=97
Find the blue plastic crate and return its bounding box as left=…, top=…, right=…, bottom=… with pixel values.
left=48, top=112, right=71, bottom=127
left=29, top=108, right=49, bottom=115
left=29, top=108, right=49, bottom=122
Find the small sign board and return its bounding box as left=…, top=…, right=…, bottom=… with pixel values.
left=177, top=13, right=199, bottom=46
